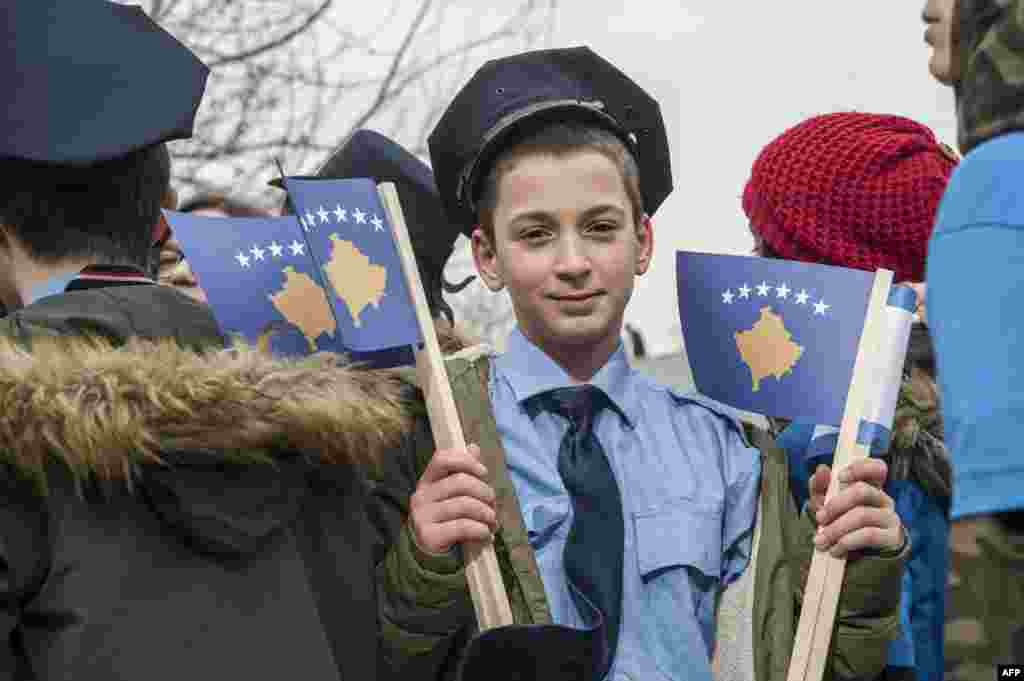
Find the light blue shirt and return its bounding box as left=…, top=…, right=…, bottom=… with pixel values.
left=489, top=328, right=761, bottom=681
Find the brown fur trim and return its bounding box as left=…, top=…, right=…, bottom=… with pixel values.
left=0, top=335, right=412, bottom=483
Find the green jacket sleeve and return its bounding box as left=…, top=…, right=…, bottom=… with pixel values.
left=800, top=506, right=907, bottom=681
left=366, top=383, right=475, bottom=681
left=747, top=423, right=907, bottom=681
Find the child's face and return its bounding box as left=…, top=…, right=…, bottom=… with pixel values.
left=473, top=149, right=652, bottom=359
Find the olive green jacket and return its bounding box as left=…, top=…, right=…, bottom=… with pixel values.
left=370, top=350, right=907, bottom=681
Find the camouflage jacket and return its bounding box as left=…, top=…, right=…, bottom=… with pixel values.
left=955, top=0, right=1024, bottom=154
left=370, top=348, right=907, bottom=681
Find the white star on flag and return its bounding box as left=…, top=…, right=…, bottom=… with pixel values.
left=738, top=284, right=751, bottom=299
left=318, top=206, right=329, bottom=224
left=776, top=283, right=790, bottom=298
left=250, top=245, right=265, bottom=261
left=756, top=281, right=771, bottom=296
left=353, top=208, right=367, bottom=224
left=795, top=289, right=810, bottom=305
left=333, top=204, right=346, bottom=222
left=268, top=241, right=284, bottom=257
left=235, top=252, right=251, bottom=268
left=289, top=240, right=305, bottom=256
left=371, top=215, right=384, bottom=232
left=722, top=290, right=735, bottom=304
left=304, top=211, right=316, bottom=230
left=814, top=299, right=830, bottom=316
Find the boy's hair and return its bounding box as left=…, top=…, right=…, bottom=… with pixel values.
left=0, top=143, right=171, bottom=271
left=180, top=193, right=268, bottom=217
left=475, top=122, right=643, bottom=245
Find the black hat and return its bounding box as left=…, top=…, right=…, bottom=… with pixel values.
left=428, top=46, right=672, bottom=236
left=0, top=0, right=209, bottom=165
left=272, top=129, right=474, bottom=322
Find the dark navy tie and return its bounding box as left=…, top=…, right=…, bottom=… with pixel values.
left=537, top=385, right=624, bottom=680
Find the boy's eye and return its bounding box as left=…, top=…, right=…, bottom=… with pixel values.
left=588, top=221, right=618, bottom=234
left=521, top=228, right=551, bottom=240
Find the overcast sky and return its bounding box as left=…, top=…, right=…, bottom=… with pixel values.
left=536, top=0, right=956, bottom=355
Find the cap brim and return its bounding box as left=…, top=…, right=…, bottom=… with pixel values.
left=457, top=101, right=635, bottom=237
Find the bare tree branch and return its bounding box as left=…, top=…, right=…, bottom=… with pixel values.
left=345, top=0, right=434, bottom=134
left=151, top=0, right=556, bottom=207
left=204, top=0, right=334, bottom=68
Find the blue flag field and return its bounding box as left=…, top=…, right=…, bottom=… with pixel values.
left=281, top=177, right=422, bottom=353
left=676, top=251, right=876, bottom=425
left=164, top=178, right=422, bottom=359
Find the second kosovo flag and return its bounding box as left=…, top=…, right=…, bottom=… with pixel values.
left=282, top=177, right=422, bottom=352
left=676, top=251, right=876, bottom=425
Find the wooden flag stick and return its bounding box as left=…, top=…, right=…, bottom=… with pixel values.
left=378, top=182, right=515, bottom=631
left=786, top=268, right=894, bottom=681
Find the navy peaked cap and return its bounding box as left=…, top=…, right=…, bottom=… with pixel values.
left=0, top=0, right=209, bottom=165
left=427, top=46, right=672, bottom=236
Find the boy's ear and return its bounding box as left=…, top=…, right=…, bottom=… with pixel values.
left=471, top=226, right=504, bottom=292
left=161, top=186, right=178, bottom=211
left=635, top=214, right=654, bottom=276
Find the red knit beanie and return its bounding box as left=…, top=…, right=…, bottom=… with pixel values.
left=742, top=112, right=958, bottom=283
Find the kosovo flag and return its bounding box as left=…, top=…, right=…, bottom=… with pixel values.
left=281, top=177, right=423, bottom=353
left=677, top=251, right=907, bottom=426
left=164, top=211, right=346, bottom=357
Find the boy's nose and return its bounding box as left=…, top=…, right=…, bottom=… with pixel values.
left=553, top=237, right=591, bottom=278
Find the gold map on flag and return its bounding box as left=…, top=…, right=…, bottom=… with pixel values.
left=264, top=236, right=388, bottom=351
left=267, top=266, right=335, bottom=352
left=322, top=234, right=387, bottom=328
left=734, top=306, right=805, bottom=391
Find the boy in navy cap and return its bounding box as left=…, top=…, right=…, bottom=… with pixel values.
left=374, top=47, right=910, bottom=681
left=0, top=3, right=408, bottom=679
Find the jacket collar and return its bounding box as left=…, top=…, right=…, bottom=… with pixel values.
left=65, top=265, right=156, bottom=291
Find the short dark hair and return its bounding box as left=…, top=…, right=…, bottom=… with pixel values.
left=0, top=143, right=171, bottom=271
left=475, top=121, right=643, bottom=246
left=179, top=193, right=267, bottom=217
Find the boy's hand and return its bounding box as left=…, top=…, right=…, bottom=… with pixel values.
left=409, top=443, right=498, bottom=555
left=808, top=459, right=904, bottom=557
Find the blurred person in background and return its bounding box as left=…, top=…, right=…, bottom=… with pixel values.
left=0, top=3, right=404, bottom=678
left=922, top=0, right=1024, bottom=675
left=151, top=193, right=271, bottom=303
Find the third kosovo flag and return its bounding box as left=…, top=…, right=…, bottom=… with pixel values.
left=282, top=177, right=422, bottom=352
left=676, top=251, right=878, bottom=425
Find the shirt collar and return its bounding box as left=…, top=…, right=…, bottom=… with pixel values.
left=64, top=265, right=156, bottom=292
left=495, top=327, right=637, bottom=428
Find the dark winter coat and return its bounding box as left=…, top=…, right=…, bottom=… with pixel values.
left=0, top=284, right=411, bottom=680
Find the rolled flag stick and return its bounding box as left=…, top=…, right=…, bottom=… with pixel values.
left=786, top=268, right=913, bottom=681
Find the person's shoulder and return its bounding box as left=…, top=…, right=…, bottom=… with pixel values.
left=961, top=130, right=1024, bottom=165
left=631, top=372, right=753, bottom=447
left=0, top=305, right=64, bottom=343
left=936, top=131, right=1024, bottom=234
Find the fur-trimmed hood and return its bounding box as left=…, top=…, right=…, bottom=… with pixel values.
left=0, top=335, right=412, bottom=486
